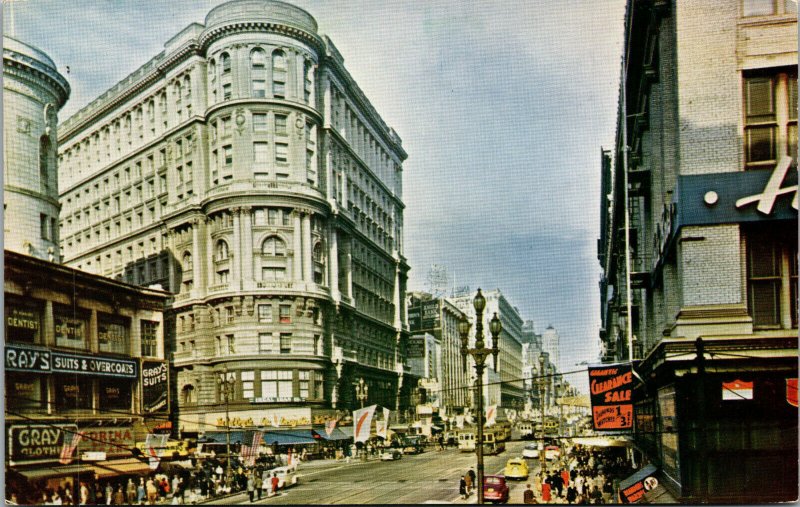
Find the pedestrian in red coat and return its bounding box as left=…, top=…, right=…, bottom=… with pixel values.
left=561, top=469, right=570, bottom=494
left=542, top=482, right=552, bottom=502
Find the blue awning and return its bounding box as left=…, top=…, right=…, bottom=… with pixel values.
left=619, top=464, right=658, bottom=490
left=313, top=427, right=350, bottom=441
left=262, top=430, right=317, bottom=445
left=201, top=431, right=248, bottom=444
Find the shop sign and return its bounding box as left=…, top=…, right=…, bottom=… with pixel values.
left=52, top=351, right=137, bottom=378
left=675, top=156, right=797, bottom=232
left=787, top=378, right=798, bottom=407
left=81, top=451, right=107, bottom=461
left=620, top=475, right=659, bottom=503
left=54, top=316, right=86, bottom=341
left=5, top=344, right=51, bottom=372
left=142, top=360, right=169, bottom=413
left=78, top=427, right=134, bottom=455
left=252, top=396, right=302, bottom=403
left=8, top=424, right=78, bottom=463
left=6, top=307, right=39, bottom=331
left=588, top=364, right=634, bottom=431
left=721, top=379, right=753, bottom=400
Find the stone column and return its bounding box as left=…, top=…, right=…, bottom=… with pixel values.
left=43, top=300, right=55, bottom=347
left=323, top=78, right=332, bottom=127
left=293, top=211, right=303, bottom=281
left=346, top=247, right=353, bottom=300
left=325, top=148, right=334, bottom=205
left=232, top=207, right=241, bottom=290
left=329, top=224, right=340, bottom=301
left=393, top=262, right=401, bottom=329
left=241, top=207, right=254, bottom=288
left=192, top=219, right=202, bottom=297
left=89, top=309, right=99, bottom=353
left=168, top=230, right=177, bottom=293
left=302, top=212, right=313, bottom=283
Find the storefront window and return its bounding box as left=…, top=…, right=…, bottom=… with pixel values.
left=54, top=306, right=88, bottom=349
left=5, top=373, right=46, bottom=411
left=98, top=379, right=132, bottom=411
left=98, top=314, right=130, bottom=354
left=5, top=300, right=41, bottom=344
left=55, top=375, right=93, bottom=411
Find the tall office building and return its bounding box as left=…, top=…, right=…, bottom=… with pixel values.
left=57, top=0, right=411, bottom=435
left=598, top=0, right=797, bottom=501
left=541, top=325, right=560, bottom=372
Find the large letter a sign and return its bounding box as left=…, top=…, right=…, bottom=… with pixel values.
left=353, top=405, right=377, bottom=443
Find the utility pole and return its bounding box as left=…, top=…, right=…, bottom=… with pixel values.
left=696, top=338, right=707, bottom=503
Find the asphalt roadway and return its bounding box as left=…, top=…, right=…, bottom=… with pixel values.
left=202, top=440, right=541, bottom=504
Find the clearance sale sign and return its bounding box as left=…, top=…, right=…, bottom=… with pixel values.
left=588, top=364, right=634, bottom=431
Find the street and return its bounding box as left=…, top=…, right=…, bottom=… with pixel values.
left=205, top=441, right=536, bottom=505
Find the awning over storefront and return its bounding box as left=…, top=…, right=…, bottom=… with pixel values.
left=11, top=464, right=91, bottom=481
left=200, top=431, right=248, bottom=444
left=572, top=436, right=634, bottom=448
left=619, top=464, right=659, bottom=503
left=313, top=427, right=350, bottom=441
left=619, top=464, right=658, bottom=491
left=91, top=458, right=151, bottom=479
left=261, top=430, right=317, bottom=446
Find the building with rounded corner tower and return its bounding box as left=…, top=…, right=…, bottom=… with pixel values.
left=56, top=0, right=413, bottom=438
left=3, top=35, right=70, bottom=262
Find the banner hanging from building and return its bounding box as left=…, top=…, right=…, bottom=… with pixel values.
left=485, top=405, right=497, bottom=427
left=588, top=364, right=634, bottom=431
left=353, top=405, right=377, bottom=443
left=142, top=360, right=169, bottom=413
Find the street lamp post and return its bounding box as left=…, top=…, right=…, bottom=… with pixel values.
left=538, top=354, right=546, bottom=474
left=217, top=365, right=235, bottom=488
left=356, top=377, right=369, bottom=409
left=458, top=289, right=502, bottom=505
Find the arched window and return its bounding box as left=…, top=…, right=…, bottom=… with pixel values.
left=39, top=136, right=51, bottom=192
left=216, top=240, right=229, bottom=261
left=208, top=59, right=217, bottom=104
left=262, top=236, right=286, bottom=256
left=251, top=49, right=266, bottom=98
left=220, top=52, right=232, bottom=100
left=272, top=50, right=287, bottom=98
left=174, top=81, right=182, bottom=121
left=183, top=252, right=193, bottom=271
left=182, top=384, right=196, bottom=404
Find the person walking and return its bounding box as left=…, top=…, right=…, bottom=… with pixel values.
left=459, top=476, right=468, bottom=500
left=105, top=484, right=113, bottom=506
left=126, top=479, right=137, bottom=505
left=270, top=472, right=279, bottom=496
left=136, top=479, right=145, bottom=505
left=534, top=473, right=543, bottom=499
left=524, top=484, right=537, bottom=504
left=112, top=486, right=125, bottom=505
left=467, top=468, right=476, bottom=495
left=247, top=474, right=255, bottom=503
left=255, top=473, right=263, bottom=501
left=542, top=480, right=552, bottom=503
left=464, top=470, right=473, bottom=496
left=566, top=484, right=578, bottom=504
left=146, top=478, right=158, bottom=505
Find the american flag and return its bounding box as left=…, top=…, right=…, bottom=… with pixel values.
left=241, top=431, right=263, bottom=467
left=324, top=418, right=337, bottom=437
left=59, top=431, right=84, bottom=464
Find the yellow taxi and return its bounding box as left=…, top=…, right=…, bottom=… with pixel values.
left=503, top=457, right=529, bottom=480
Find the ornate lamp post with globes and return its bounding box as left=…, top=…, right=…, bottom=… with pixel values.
left=356, top=377, right=369, bottom=409
left=217, top=365, right=236, bottom=488
left=457, top=288, right=502, bottom=505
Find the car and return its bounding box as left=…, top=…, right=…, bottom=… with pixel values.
left=544, top=445, right=560, bottom=461
left=381, top=449, right=402, bottom=461
left=504, top=458, right=529, bottom=480
left=483, top=475, right=510, bottom=504
left=269, top=464, right=298, bottom=489
left=521, top=443, right=541, bottom=459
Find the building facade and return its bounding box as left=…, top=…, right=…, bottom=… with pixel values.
left=450, top=289, right=526, bottom=416
left=407, top=292, right=470, bottom=416
left=56, top=0, right=411, bottom=436
left=3, top=36, right=70, bottom=262
left=541, top=325, right=561, bottom=372
left=598, top=0, right=797, bottom=502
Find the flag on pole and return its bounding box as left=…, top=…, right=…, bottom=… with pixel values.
left=324, top=418, right=338, bottom=437
left=485, top=405, right=497, bottom=427
left=145, top=434, right=168, bottom=470
left=241, top=431, right=263, bottom=467
left=353, top=405, right=377, bottom=443
left=59, top=431, right=84, bottom=464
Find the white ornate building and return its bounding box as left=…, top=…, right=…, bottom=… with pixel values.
left=56, top=0, right=411, bottom=435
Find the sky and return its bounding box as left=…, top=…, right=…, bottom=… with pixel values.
left=6, top=0, right=626, bottom=392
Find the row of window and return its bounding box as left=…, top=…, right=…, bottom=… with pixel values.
left=743, top=70, right=797, bottom=170
left=742, top=0, right=796, bottom=17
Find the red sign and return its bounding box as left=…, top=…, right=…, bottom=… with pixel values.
left=787, top=378, right=798, bottom=407
left=588, top=365, right=634, bottom=430
left=721, top=379, right=753, bottom=400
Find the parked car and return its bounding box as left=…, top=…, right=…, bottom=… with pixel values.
left=544, top=445, right=560, bottom=461
left=504, top=458, right=529, bottom=480
left=483, top=475, right=509, bottom=504
left=521, top=443, right=540, bottom=459
left=271, top=464, right=298, bottom=489
left=381, top=449, right=402, bottom=461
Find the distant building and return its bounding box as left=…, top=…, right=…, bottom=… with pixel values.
left=450, top=289, right=525, bottom=414
left=407, top=292, right=470, bottom=415
left=541, top=325, right=560, bottom=372
left=407, top=332, right=439, bottom=380
left=520, top=320, right=543, bottom=412
left=55, top=0, right=412, bottom=435
left=598, top=0, right=797, bottom=502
